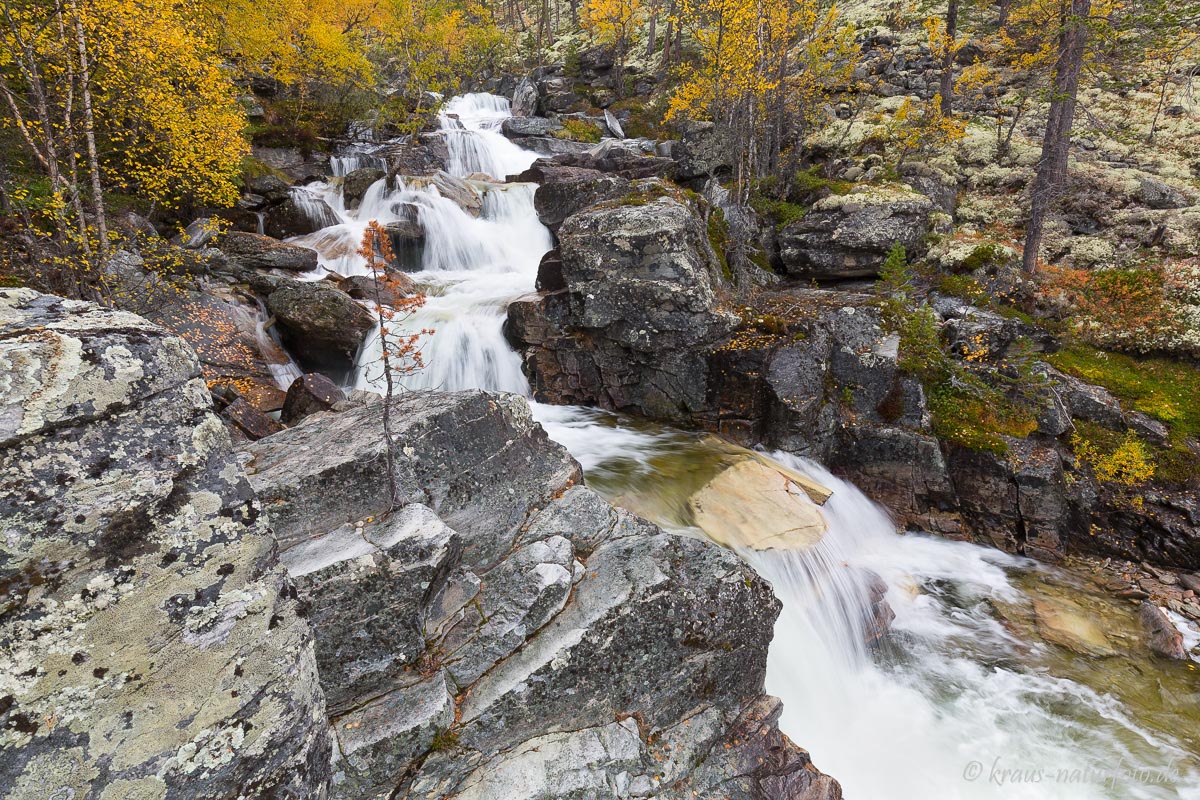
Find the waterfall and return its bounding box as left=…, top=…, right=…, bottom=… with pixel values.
left=534, top=409, right=1200, bottom=799
left=331, top=151, right=388, bottom=177
left=288, top=186, right=341, bottom=230
left=276, top=94, right=1200, bottom=799
left=441, top=93, right=541, bottom=180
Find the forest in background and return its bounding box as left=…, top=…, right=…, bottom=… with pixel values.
left=1, top=0, right=1198, bottom=337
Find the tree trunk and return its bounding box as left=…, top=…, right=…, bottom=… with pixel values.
left=660, top=0, right=676, bottom=73
left=939, top=0, right=958, bottom=116
left=1022, top=0, right=1090, bottom=275
left=997, top=0, right=1013, bottom=30
left=646, top=0, right=658, bottom=58
left=70, top=0, right=109, bottom=257
left=770, top=49, right=788, bottom=174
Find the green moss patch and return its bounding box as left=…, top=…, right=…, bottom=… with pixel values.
left=1050, top=343, right=1200, bottom=487
left=1049, top=344, right=1200, bottom=439
left=553, top=118, right=604, bottom=143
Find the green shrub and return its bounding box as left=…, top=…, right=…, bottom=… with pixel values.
left=554, top=118, right=604, bottom=143
left=959, top=242, right=1006, bottom=273
left=1050, top=343, right=1200, bottom=487
left=749, top=194, right=806, bottom=229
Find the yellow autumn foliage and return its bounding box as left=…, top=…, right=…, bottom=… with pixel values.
left=1074, top=431, right=1156, bottom=487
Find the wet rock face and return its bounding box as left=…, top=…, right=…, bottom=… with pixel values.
left=244, top=390, right=839, bottom=800
left=507, top=197, right=739, bottom=421
left=342, top=167, right=387, bottom=209
left=263, top=190, right=340, bottom=239
left=777, top=188, right=935, bottom=279
left=0, top=289, right=330, bottom=798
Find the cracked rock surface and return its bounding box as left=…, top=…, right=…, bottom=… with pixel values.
left=0, top=289, right=330, bottom=799
left=245, top=390, right=840, bottom=800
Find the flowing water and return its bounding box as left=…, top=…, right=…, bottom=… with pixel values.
left=284, top=93, right=1200, bottom=799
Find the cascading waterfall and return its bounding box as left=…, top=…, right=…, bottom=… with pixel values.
left=537, top=408, right=1200, bottom=799
left=283, top=93, right=1200, bottom=800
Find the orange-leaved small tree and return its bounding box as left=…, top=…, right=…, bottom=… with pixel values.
left=357, top=220, right=432, bottom=507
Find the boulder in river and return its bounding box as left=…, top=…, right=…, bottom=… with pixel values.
left=263, top=190, right=341, bottom=238
left=266, top=280, right=376, bottom=376
left=1033, top=595, right=1117, bottom=657
left=507, top=196, right=739, bottom=421
left=341, top=166, right=387, bottom=209
left=1138, top=602, right=1187, bottom=660
left=688, top=456, right=830, bottom=551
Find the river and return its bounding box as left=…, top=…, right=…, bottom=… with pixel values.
left=283, top=92, right=1200, bottom=800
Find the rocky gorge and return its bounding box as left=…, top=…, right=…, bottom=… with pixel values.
left=0, top=288, right=841, bottom=799
left=2, top=80, right=1199, bottom=800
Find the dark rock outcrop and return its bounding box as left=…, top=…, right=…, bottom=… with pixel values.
left=530, top=165, right=631, bottom=232
left=264, top=190, right=340, bottom=239
left=342, top=167, right=387, bottom=209
left=778, top=187, right=935, bottom=279
left=0, top=289, right=330, bottom=798
left=223, top=394, right=285, bottom=440
left=282, top=373, right=346, bottom=424
left=508, top=197, right=739, bottom=421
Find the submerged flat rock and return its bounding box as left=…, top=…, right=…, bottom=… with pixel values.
left=688, top=457, right=829, bottom=551
left=1033, top=596, right=1117, bottom=657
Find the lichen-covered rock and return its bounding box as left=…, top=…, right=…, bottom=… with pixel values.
left=507, top=197, right=738, bottom=421
left=778, top=186, right=934, bottom=279
left=243, top=390, right=581, bottom=561
left=244, top=390, right=839, bottom=800
left=0, top=289, right=330, bottom=799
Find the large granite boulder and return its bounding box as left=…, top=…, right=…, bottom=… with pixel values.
left=243, top=390, right=840, bottom=800
left=778, top=186, right=935, bottom=279
left=0, top=290, right=330, bottom=798
left=507, top=197, right=739, bottom=421
left=217, top=230, right=319, bottom=272
left=531, top=166, right=631, bottom=232
left=266, top=281, right=376, bottom=375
